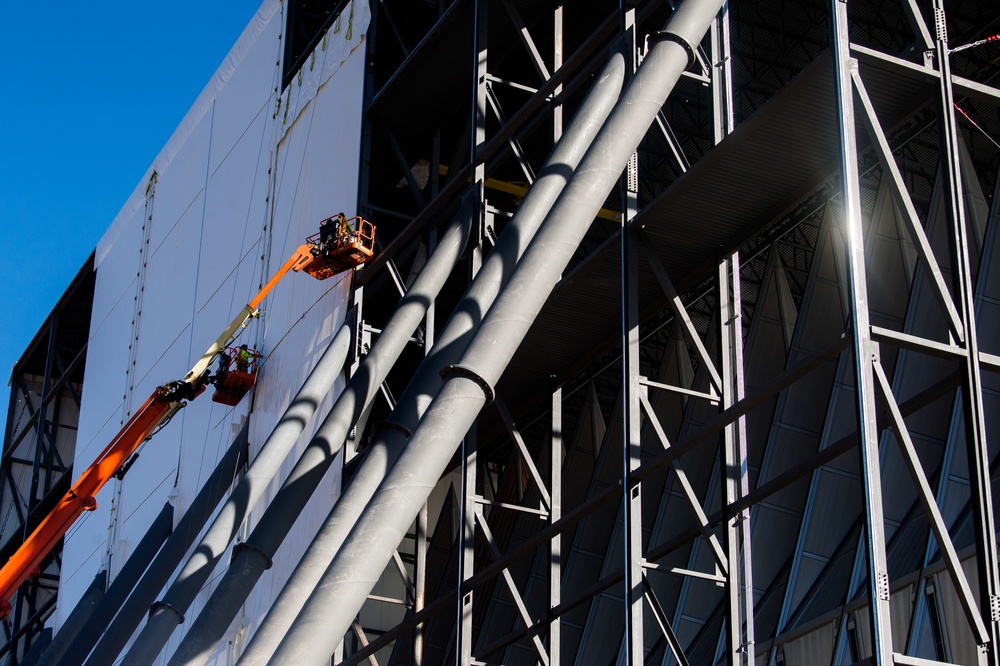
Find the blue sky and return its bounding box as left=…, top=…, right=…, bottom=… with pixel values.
left=0, top=3, right=263, bottom=439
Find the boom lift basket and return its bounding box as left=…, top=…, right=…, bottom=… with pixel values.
left=302, top=215, right=376, bottom=280
left=212, top=346, right=262, bottom=406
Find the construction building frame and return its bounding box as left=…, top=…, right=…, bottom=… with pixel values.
left=3, top=0, right=1000, bottom=664
left=341, top=0, right=1000, bottom=664
left=0, top=258, right=93, bottom=664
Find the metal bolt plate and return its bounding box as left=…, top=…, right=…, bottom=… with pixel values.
left=877, top=572, right=890, bottom=601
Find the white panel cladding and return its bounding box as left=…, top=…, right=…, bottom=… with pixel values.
left=145, top=111, right=214, bottom=258
left=207, top=18, right=285, bottom=179
left=54, top=4, right=371, bottom=664
left=130, top=198, right=205, bottom=392
left=214, top=49, right=368, bottom=666
left=194, top=109, right=272, bottom=315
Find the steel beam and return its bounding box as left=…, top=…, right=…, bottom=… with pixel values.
left=267, top=3, right=725, bottom=659
left=619, top=12, right=642, bottom=653
left=550, top=386, right=562, bottom=665
left=710, top=1, right=735, bottom=144
left=495, top=399, right=549, bottom=509
left=475, top=506, right=549, bottom=663
left=553, top=3, right=563, bottom=142
left=641, top=240, right=723, bottom=393
left=851, top=68, right=964, bottom=340
left=623, top=221, right=644, bottom=666
left=336, top=334, right=854, bottom=666
left=640, top=390, right=728, bottom=571
left=872, top=359, right=987, bottom=645
left=413, top=500, right=427, bottom=665
left=643, top=574, right=691, bottom=666
left=720, top=252, right=754, bottom=666
left=458, top=429, right=477, bottom=665
left=832, top=2, right=893, bottom=660
left=932, top=4, right=1000, bottom=662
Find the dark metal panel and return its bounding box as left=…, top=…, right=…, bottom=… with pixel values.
left=498, top=50, right=936, bottom=409
left=370, top=0, right=560, bottom=133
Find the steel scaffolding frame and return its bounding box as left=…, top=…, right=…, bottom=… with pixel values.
left=0, top=257, right=93, bottom=665
left=340, top=0, right=1000, bottom=664
left=3, top=0, right=995, bottom=664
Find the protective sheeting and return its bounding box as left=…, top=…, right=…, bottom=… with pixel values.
left=54, top=1, right=369, bottom=663
left=95, top=2, right=281, bottom=270
left=278, top=1, right=370, bottom=142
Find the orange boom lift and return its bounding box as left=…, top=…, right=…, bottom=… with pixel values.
left=0, top=216, right=374, bottom=618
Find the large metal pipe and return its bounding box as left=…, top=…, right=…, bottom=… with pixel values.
left=118, top=321, right=354, bottom=665
left=267, top=1, right=724, bottom=662
left=233, top=51, right=626, bottom=666
left=81, top=423, right=251, bottom=666
left=42, top=571, right=108, bottom=665
left=45, top=504, right=171, bottom=666
left=162, top=197, right=476, bottom=666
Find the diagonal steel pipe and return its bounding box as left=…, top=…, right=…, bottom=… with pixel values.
left=156, top=193, right=477, bottom=666
left=232, top=50, right=626, bottom=666
left=265, top=1, right=725, bottom=662
left=118, top=321, right=354, bottom=665
left=80, top=423, right=251, bottom=666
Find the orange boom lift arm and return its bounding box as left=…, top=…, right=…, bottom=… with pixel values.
left=0, top=218, right=375, bottom=618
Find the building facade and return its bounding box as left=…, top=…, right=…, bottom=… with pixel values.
left=2, top=0, right=1000, bottom=664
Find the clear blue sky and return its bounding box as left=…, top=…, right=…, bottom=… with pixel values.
left=0, top=3, right=263, bottom=440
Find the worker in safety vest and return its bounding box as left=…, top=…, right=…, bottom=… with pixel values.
left=337, top=212, right=354, bottom=244
left=236, top=344, right=253, bottom=373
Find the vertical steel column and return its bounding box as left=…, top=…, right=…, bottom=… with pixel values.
left=414, top=501, right=427, bottom=665
left=471, top=0, right=488, bottom=278
left=720, top=254, right=754, bottom=666
left=932, top=3, right=1000, bottom=662
left=25, top=314, right=58, bottom=542
left=734, top=253, right=755, bottom=664
left=414, top=227, right=436, bottom=666
left=623, top=220, right=643, bottom=666
left=550, top=386, right=562, bottom=665
left=547, top=25, right=565, bottom=663
left=831, top=2, right=893, bottom=663
left=622, top=226, right=642, bottom=661
left=619, top=7, right=643, bottom=664
left=12, top=313, right=60, bottom=654
left=710, top=1, right=734, bottom=144
left=553, top=3, right=563, bottom=142
left=458, top=429, right=477, bottom=665
left=267, top=2, right=721, bottom=657
left=458, top=4, right=487, bottom=660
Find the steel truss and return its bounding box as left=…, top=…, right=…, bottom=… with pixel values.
left=0, top=257, right=94, bottom=665
left=342, top=0, right=1000, bottom=664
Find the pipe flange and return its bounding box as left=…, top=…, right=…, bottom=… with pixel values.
left=439, top=364, right=495, bottom=405
left=646, top=30, right=697, bottom=69
left=149, top=600, right=185, bottom=623
left=382, top=420, right=412, bottom=437
left=233, top=542, right=273, bottom=570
